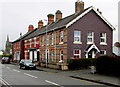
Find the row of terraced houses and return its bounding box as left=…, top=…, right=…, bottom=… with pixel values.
left=12, top=0, right=115, bottom=70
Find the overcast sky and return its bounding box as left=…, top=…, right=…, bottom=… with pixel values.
left=0, top=0, right=119, bottom=50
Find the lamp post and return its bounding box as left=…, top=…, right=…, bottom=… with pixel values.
left=44, top=19, right=48, bottom=67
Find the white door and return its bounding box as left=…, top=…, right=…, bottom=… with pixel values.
left=46, top=49, right=49, bottom=67
left=29, top=51, right=33, bottom=60
left=16, top=51, right=20, bottom=60
left=34, top=51, right=37, bottom=61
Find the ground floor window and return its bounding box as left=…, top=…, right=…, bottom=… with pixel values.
left=100, top=50, right=106, bottom=55
left=60, top=50, right=63, bottom=61
left=41, top=51, right=45, bottom=61
left=74, top=49, right=81, bottom=59
left=51, top=50, right=55, bottom=62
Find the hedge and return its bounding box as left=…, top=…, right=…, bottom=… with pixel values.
left=96, top=55, right=120, bottom=76
left=2, top=54, right=12, bottom=58
left=68, top=58, right=96, bottom=69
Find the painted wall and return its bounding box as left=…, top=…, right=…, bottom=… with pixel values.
left=67, top=10, right=113, bottom=59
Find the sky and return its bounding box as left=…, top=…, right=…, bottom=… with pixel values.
left=0, top=0, right=119, bottom=50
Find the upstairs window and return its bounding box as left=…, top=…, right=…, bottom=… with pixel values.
left=74, top=49, right=81, bottom=59
left=42, top=36, right=44, bottom=46
left=34, top=37, right=36, bottom=47
left=46, top=35, right=49, bottom=46
left=60, top=31, right=64, bottom=43
left=87, top=32, right=94, bottom=44
left=100, top=33, right=106, bottom=44
left=74, top=31, right=81, bottom=42
left=52, top=33, right=54, bottom=45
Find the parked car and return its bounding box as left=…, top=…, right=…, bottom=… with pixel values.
left=1, top=57, right=10, bottom=64
left=19, top=59, right=36, bottom=70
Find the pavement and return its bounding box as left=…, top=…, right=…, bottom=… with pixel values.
left=36, top=66, right=120, bottom=87
left=10, top=62, right=120, bottom=86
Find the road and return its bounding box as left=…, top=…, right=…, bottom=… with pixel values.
left=0, top=63, right=108, bottom=87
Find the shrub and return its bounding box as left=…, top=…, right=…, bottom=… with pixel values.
left=68, top=58, right=96, bottom=69
left=96, top=55, right=120, bottom=76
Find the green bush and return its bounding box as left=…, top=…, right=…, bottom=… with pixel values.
left=2, top=54, right=12, bottom=58
left=68, top=58, right=96, bottom=69
left=96, top=55, right=120, bottom=76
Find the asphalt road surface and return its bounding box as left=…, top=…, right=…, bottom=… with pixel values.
left=0, top=63, right=108, bottom=87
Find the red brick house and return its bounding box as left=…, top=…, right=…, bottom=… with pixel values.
left=13, top=0, right=115, bottom=70
left=12, top=25, right=37, bottom=61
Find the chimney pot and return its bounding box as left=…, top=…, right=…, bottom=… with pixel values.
left=55, top=10, right=62, bottom=21
left=47, top=14, right=54, bottom=24
left=38, top=20, right=44, bottom=28
left=28, top=25, right=34, bottom=31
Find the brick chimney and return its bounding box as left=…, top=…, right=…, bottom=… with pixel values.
left=38, top=20, right=43, bottom=28
left=47, top=14, right=54, bottom=24
left=28, top=25, right=34, bottom=31
left=55, top=10, right=62, bottom=21
left=75, top=0, right=84, bottom=13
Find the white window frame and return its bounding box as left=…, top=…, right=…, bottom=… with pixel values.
left=60, top=31, right=64, bottom=44
left=73, top=49, right=81, bottom=59
left=100, top=33, right=107, bottom=45
left=34, top=37, right=36, bottom=47
left=42, top=36, right=44, bottom=46
left=51, top=50, right=55, bottom=62
left=74, top=30, right=82, bottom=44
left=60, top=50, right=63, bottom=61
left=29, top=39, right=32, bottom=48
left=100, top=50, right=106, bottom=55
left=52, top=33, right=54, bottom=45
left=42, top=51, right=44, bottom=61
left=46, top=35, right=49, bottom=46
left=87, top=32, right=94, bottom=44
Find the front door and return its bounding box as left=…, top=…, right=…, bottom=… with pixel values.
left=46, top=49, right=49, bottom=67
left=88, top=50, right=95, bottom=58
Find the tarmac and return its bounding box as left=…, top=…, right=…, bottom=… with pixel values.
left=36, top=66, right=120, bottom=87
left=11, top=62, right=120, bottom=86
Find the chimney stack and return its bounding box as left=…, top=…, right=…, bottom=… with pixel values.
left=28, top=25, right=34, bottom=31
left=55, top=10, right=62, bottom=21
left=38, top=20, right=43, bottom=28
left=47, top=14, right=54, bottom=24
left=75, top=0, right=84, bottom=13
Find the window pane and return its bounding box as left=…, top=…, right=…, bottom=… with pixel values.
left=100, top=33, right=106, bottom=43
left=88, top=32, right=92, bottom=36
left=74, top=31, right=81, bottom=42
left=101, top=38, right=105, bottom=42
left=74, top=31, right=80, bottom=36
left=75, top=37, right=80, bottom=41
left=88, top=38, right=92, bottom=42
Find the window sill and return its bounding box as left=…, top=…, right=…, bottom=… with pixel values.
left=100, top=43, right=107, bottom=45
left=73, top=42, right=82, bottom=44
left=87, top=42, right=94, bottom=44
left=59, top=42, right=64, bottom=44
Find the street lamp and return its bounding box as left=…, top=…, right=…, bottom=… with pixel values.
left=44, top=19, right=48, bottom=68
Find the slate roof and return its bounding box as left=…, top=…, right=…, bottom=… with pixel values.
left=23, top=7, right=91, bottom=40
left=20, top=6, right=115, bottom=40
left=13, top=28, right=37, bottom=43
